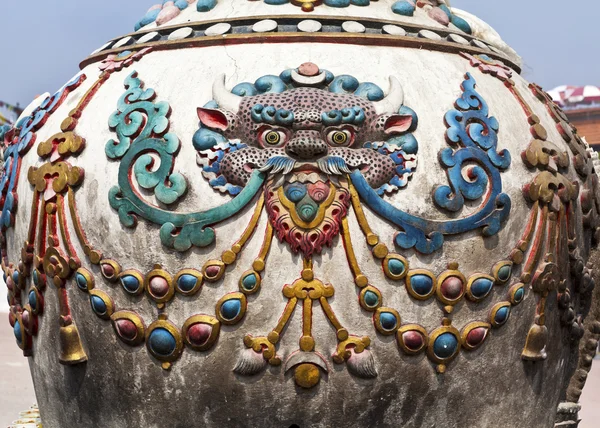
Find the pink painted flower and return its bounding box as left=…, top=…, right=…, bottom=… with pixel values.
left=99, top=47, right=153, bottom=73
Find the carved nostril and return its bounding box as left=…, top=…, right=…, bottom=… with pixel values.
left=286, top=140, right=328, bottom=160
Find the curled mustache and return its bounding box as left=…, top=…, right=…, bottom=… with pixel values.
left=257, top=156, right=351, bottom=175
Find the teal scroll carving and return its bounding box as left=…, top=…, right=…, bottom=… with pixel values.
left=107, top=71, right=266, bottom=251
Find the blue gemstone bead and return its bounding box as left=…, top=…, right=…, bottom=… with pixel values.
left=14, top=321, right=22, bottom=343
left=177, top=274, right=198, bottom=292
left=76, top=273, right=88, bottom=291
left=410, top=274, right=433, bottom=296
left=148, top=328, right=177, bottom=356
left=471, top=278, right=493, bottom=299
left=379, top=312, right=397, bottom=331
left=197, top=0, right=217, bottom=11
left=121, top=275, right=141, bottom=293
left=32, top=270, right=38, bottom=285
left=388, top=259, right=405, bottom=276
left=28, top=290, right=37, bottom=309
left=364, top=291, right=379, bottom=307
left=221, top=299, right=242, bottom=320
left=91, top=296, right=107, bottom=315
left=12, top=271, right=19, bottom=283
left=495, top=306, right=510, bottom=324
left=498, top=265, right=512, bottom=282
left=433, top=333, right=458, bottom=359
left=451, top=15, right=472, bottom=34
left=285, top=183, right=307, bottom=203
left=514, top=288, right=524, bottom=303
left=242, top=274, right=258, bottom=291
left=391, top=0, right=415, bottom=16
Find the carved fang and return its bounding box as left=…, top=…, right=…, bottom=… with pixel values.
left=233, top=348, right=267, bottom=375
left=347, top=349, right=378, bottom=379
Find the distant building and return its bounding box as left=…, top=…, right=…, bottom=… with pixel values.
left=549, top=85, right=600, bottom=150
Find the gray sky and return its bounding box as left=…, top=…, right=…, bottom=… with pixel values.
left=0, top=1, right=597, bottom=108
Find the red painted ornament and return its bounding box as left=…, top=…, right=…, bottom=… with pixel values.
left=187, top=323, right=212, bottom=346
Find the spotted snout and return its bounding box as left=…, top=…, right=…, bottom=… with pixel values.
left=285, top=130, right=329, bottom=160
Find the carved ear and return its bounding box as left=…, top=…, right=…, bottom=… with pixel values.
left=383, top=114, right=413, bottom=135
left=197, top=107, right=229, bottom=131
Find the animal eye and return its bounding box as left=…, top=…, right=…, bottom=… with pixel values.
left=327, top=130, right=353, bottom=146
left=259, top=128, right=288, bottom=148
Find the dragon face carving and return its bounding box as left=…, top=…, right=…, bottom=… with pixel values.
left=197, top=87, right=413, bottom=189
left=194, top=65, right=419, bottom=256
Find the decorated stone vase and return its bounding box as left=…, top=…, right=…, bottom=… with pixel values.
left=3, top=1, right=600, bottom=427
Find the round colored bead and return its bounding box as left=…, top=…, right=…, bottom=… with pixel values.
left=121, top=275, right=141, bottom=293
left=285, top=183, right=307, bottom=202
left=12, top=271, right=19, bottom=284
left=363, top=291, right=379, bottom=308
left=402, top=331, right=424, bottom=350
left=379, top=312, right=397, bottom=331
left=177, top=274, right=198, bottom=292
left=242, top=273, right=258, bottom=291
left=148, top=328, right=177, bottom=356
left=14, top=321, right=22, bottom=343
left=75, top=273, right=88, bottom=291
left=205, top=265, right=221, bottom=279
left=21, top=311, right=30, bottom=329
left=91, top=296, right=107, bottom=315
left=513, top=287, right=524, bottom=303
left=388, top=259, right=405, bottom=276
left=115, top=319, right=138, bottom=341
left=187, top=323, right=212, bottom=346
left=298, top=62, right=320, bottom=76
left=221, top=299, right=242, bottom=320
left=28, top=290, right=37, bottom=309
left=32, top=270, right=39, bottom=285
left=495, top=306, right=510, bottom=324
left=471, top=278, right=493, bottom=299
left=392, top=0, right=415, bottom=16
left=498, top=265, right=512, bottom=282
left=150, top=276, right=169, bottom=297
left=433, top=333, right=458, bottom=359
left=101, top=264, right=115, bottom=277
left=466, top=327, right=488, bottom=347
left=410, top=274, right=433, bottom=296
left=441, top=276, right=463, bottom=300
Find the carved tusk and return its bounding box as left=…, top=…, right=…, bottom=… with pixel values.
left=373, top=76, right=404, bottom=115
left=212, top=74, right=242, bottom=114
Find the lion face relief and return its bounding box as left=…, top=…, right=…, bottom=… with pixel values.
left=194, top=65, right=419, bottom=256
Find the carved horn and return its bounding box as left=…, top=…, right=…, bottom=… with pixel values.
left=373, top=76, right=404, bottom=115
left=213, top=74, right=242, bottom=114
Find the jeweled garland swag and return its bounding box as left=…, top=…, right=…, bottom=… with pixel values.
left=2, top=49, right=598, bottom=387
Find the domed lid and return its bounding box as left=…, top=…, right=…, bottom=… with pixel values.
left=81, top=0, right=521, bottom=70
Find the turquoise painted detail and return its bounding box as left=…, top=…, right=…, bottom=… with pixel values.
left=513, top=287, right=524, bottom=303
left=364, top=291, right=379, bottom=307
left=221, top=299, right=242, bottom=320
left=197, top=0, right=217, bottom=11
left=321, top=107, right=366, bottom=126
left=148, top=328, right=177, bottom=356
left=251, top=104, right=295, bottom=125
left=433, top=333, right=458, bottom=358
left=451, top=15, right=472, bottom=35
left=108, top=72, right=266, bottom=251
left=296, top=195, right=319, bottom=222
left=388, top=259, right=406, bottom=276
left=391, top=0, right=415, bottom=16
left=76, top=273, right=88, bottom=291
left=324, top=0, right=351, bottom=7
left=379, top=312, right=398, bottom=331
left=242, top=273, right=258, bottom=291
left=498, top=265, right=512, bottom=281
